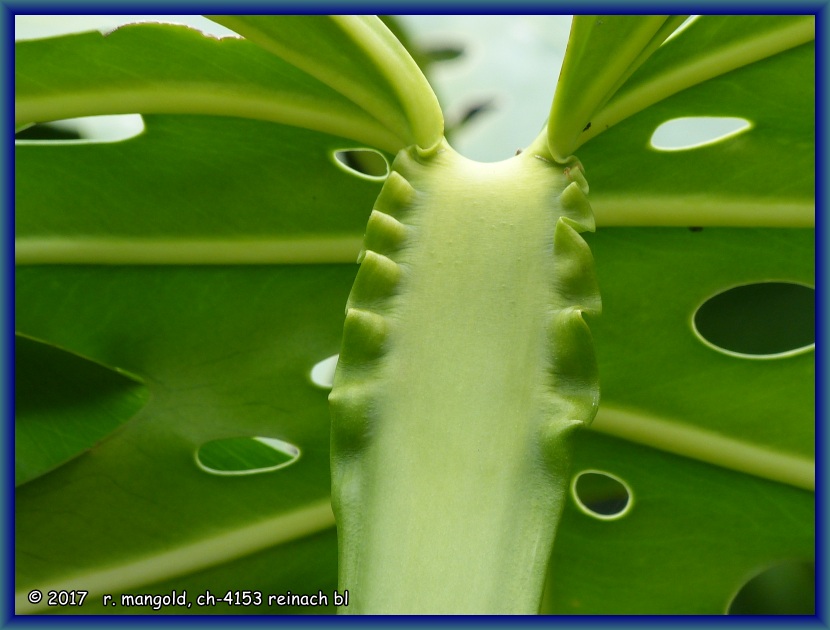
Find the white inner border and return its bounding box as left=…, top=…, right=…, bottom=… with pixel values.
left=690, top=280, right=815, bottom=360
left=571, top=469, right=634, bottom=521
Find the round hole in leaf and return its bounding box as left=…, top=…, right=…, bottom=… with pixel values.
left=650, top=116, right=751, bottom=151
left=693, top=282, right=814, bottom=358
left=728, top=560, right=814, bottom=615
left=196, top=437, right=300, bottom=476
left=333, top=148, right=389, bottom=180
left=572, top=470, right=632, bottom=520
left=310, top=354, right=338, bottom=389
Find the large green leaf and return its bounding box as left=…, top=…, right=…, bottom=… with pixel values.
left=546, top=16, right=813, bottom=166
left=15, top=24, right=386, bottom=611
left=578, top=15, right=814, bottom=158
left=16, top=114, right=378, bottom=264
left=587, top=227, right=813, bottom=480
left=580, top=19, right=814, bottom=228
left=542, top=431, right=813, bottom=614
left=14, top=14, right=814, bottom=615
left=15, top=262, right=346, bottom=613
left=535, top=13, right=814, bottom=612
left=559, top=14, right=815, bottom=483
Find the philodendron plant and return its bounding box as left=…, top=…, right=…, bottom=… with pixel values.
left=15, top=14, right=814, bottom=615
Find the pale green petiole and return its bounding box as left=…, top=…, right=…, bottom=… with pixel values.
left=329, top=139, right=601, bottom=613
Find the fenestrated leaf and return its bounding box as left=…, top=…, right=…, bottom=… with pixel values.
left=586, top=227, right=813, bottom=480
left=581, top=15, right=815, bottom=154
left=14, top=23, right=392, bottom=606
left=15, top=334, right=149, bottom=486
left=14, top=14, right=815, bottom=616
left=534, top=13, right=814, bottom=613
left=542, top=431, right=813, bottom=614
left=16, top=114, right=381, bottom=265
left=15, top=263, right=348, bottom=613
left=551, top=15, right=814, bottom=227
left=559, top=14, right=815, bottom=487
left=582, top=48, right=814, bottom=227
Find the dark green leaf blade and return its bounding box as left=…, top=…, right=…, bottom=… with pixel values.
left=581, top=15, right=815, bottom=154
left=15, top=265, right=347, bottom=613
left=14, top=39, right=388, bottom=609
left=581, top=40, right=814, bottom=227
left=586, top=227, right=813, bottom=486
left=543, top=431, right=813, bottom=614
left=16, top=115, right=385, bottom=265
left=15, top=334, right=149, bottom=486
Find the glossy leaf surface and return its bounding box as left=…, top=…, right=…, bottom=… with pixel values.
left=538, top=13, right=814, bottom=613
left=542, top=431, right=813, bottom=614
left=14, top=14, right=813, bottom=615
left=551, top=15, right=814, bottom=227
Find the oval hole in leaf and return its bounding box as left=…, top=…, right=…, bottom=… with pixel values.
left=15, top=114, right=145, bottom=143
left=572, top=470, right=632, bottom=520
left=727, top=560, right=814, bottom=615
left=333, top=148, right=389, bottom=180
left=15, top=122, right=81, bottom=141
left=649, top=116, right=751, bottom=151
left=693, top=282, right=814, bottom=358
left=196, top=437, right=300, bottom=476
left=310, top=354, right=339, bottom=389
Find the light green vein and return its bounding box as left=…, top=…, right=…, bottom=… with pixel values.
left=16, top=499, right=335, bottom=614
left=16, top=91, right=403, bottom=155
left=591, top=196, right=814, bottom=227
left=591, top=406, right=814, bottom=491
left=15, top=236, right=364, bottom=265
